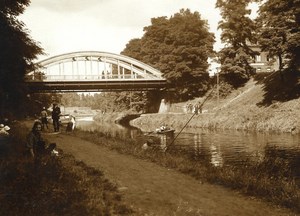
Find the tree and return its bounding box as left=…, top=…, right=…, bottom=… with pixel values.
left=0, top=0, right=43, bottom=118
left=122, top=9, right=215, bottom=101
left=256, top=0, right=300, bottom=73
left=24, top=93, right=60, bottom=117
left=121, top=38, right=143, bottom=60
left=61, top=93, right=81, bottom=107
left=216, top=0, right=258, bottom=88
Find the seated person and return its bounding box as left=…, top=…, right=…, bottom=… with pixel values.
left=0, top=124, right=10, bottom=136
left=26, top=121, right=58, bottom=160
left=66, top=115, right=76, bottom=132
left=142, top=139, right=155, bottom=150
left=0, top=124, right=11, bottom=154
left=159, top=124, right=169, bottom=131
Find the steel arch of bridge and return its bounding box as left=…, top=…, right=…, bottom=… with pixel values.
left=25, top=51, right=166, bottom=92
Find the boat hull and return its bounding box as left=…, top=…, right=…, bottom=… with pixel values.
left=156, top=129, right=175, bottom=134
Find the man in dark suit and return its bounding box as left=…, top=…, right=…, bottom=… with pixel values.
left=51, top=103, right=61, bottom=132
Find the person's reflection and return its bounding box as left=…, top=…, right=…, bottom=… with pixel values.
left=210, top=142, right=223, bottom=167
left=160, top=135, right=167, bottom=150
left=194, top=134, right=201, bottom=159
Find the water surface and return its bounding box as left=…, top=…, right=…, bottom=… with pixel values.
left=76, top=118, right=300, bottom=178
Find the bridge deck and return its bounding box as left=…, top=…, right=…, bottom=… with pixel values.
left=26, top=51, right=167, bottom=92
left=26, top=79, right=167, bottom=92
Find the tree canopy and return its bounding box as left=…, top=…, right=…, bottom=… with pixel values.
left=216, top=0, right=258, bottom=88
left=122, top=9, right=215, bottom=101
left=0, top=0, right=43, bottom=118
left=256, top=0, right=300, bottom=72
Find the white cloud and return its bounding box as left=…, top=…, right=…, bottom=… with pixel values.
left=20, top=0, right=222, bottom=60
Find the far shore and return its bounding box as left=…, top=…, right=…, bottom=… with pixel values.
left=130, top=78, right=300, bottom=135
left=63, top=76, right=300, bottom=135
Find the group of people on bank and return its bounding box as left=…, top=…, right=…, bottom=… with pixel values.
left=24, top=103, right=76, bottom=164
left=25, top=103, right=73, bottom=165
left=185, top=102, right=202, bottom=114
left=39, top=103, right=76, bottom=133
left=0, top=103, right=77, bottom=167
left=39, top=103, right=61, bottom=132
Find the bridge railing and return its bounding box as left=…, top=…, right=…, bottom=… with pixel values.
left=25, top=73, right=157, bottom=82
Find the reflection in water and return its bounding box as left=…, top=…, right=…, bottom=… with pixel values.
left=210, top=142, right=223, bottom=167
left=192, top=133, right=223, bottom=167
left=194, top=134, right=201, bottom=159
left=158, top=133, right=175, bottom=151
left=173, top=130, right=300, bottom=168
left=77, top=119, right=141, bottom=140
left=264, top=145, right=300, bottom=179
left=160, top=135, right=167, bottom=150
left=76, top=118, right=300, bottom=179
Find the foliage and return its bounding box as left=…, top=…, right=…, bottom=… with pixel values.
left=24, top=93, right=62, bottom=117
left=216, top=0, right=257, bottom=88
left=0, top=123, right=133, bottom=215
left=0, top=0, right=44, bottom=119
left=60, top=91, right=162, bottom=113
left=73, top=127, right=300, bottom=213
left=256, top=0, right=300, bottom=72
left=257, top=69, right=300, bottom=106
left=122, top=9, right=215, bottom=101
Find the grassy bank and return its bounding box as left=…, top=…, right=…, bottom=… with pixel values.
left=80, top=70, right=300, bottom=212
left=72, top=128, right=300, bottom=214
left=0, top=122, right=133, bottom=215
left=3, top=121, right=299, bottom=214
left=132, top=71, right=300, bottom=134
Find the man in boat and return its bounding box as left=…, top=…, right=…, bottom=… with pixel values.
left=142, top=139, right=154, bottom=150
left=158, top=124, right=170, bottom=132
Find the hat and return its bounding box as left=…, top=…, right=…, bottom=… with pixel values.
left=0, top=124, right=10, bottom=131
left=4, top=126, right=10, bottom=131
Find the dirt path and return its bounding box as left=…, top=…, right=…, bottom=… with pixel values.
left=45, top=132, right=296, bottom=216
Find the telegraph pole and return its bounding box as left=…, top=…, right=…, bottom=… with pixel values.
left=216, top=67, right=220, bottom=105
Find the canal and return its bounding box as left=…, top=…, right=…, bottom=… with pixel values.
left=75, top=116, right=300, bottom=180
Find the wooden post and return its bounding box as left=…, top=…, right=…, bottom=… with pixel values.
left=217, top=68, right=220, bottom=105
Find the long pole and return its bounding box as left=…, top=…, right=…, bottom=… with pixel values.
left=164, top=86, right=216, bottom=152
left=217, top=71, right=219, bottom=104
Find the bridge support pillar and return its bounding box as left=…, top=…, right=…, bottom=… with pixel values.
left=158, top=99, right=170, bottom=113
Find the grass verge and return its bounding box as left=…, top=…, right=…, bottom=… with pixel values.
left=72, top=128, right=300, bottom=214
left=0, top=122, right=133, bottom=215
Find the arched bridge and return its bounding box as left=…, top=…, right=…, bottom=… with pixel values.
left=25, top=51, right=166, bottom=92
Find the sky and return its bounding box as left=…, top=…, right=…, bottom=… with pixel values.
left=20, top=1, right=259, bottom=75
left=20, top=0, right=223, bottom=62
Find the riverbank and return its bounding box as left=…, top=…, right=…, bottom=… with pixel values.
left=53, top=131, right=300, bottom=215
left=1, top=120, right=298, bottom=215
left=0, top=122, right=132, bottom=215
left=131, top=73, right=300, bottom=134
left=16, top=121, right=300, bottom=215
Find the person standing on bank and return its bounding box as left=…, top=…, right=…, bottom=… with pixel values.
left=51, top=103, right=61, bottom=132
left=40, top=107, right=48, bottom=131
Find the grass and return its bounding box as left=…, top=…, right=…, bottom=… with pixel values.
left=2, top=120, right=299, bottom=214
left=0, top=122, right=133, bottom=215
left=72, top=128, right=300, bottom=213
left=132, top=70, right=300, bottom=134
left=2, top=69, right=298, bottom=214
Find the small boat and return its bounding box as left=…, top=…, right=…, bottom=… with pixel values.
left=155, top=126, right=175, bottom=134
left=156, top=129, right=175, bottom=134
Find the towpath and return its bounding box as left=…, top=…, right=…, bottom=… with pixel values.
left=44, top=132, right=296, bottom=216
